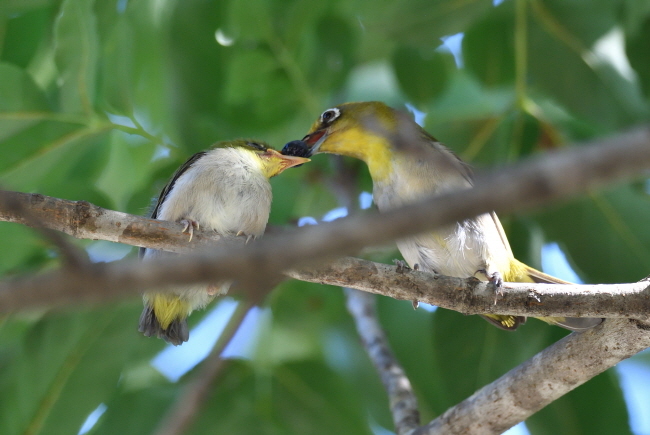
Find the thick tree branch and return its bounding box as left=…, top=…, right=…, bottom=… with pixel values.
left=412, top=318, right=650, bottom=435
left=0, top=188, right=89, bottom=267
left=0, top=127, right=649, bottom=434
left=4, top=126, right=650, bottom=260
left=1, top=126, right=650, bottom=316
left=287, top=257, right=650, bottom=320
left=0, top=206, right=649, bottom=318
left=0, top=191, right=226, bottom=252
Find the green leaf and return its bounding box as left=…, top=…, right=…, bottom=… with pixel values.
left=0, top=62, right=52, bottom=143
left=190, top=360, right=373, bottom=435
left=310, top=15, right=357, bottom=92
left=0, top=304, right=141, bottom=435
left=528, top=1, right=649, bottom=129
left=536, top=0, right=619, bottom=46
left=534, top=185, right=650, bottom=284
left=425, top=72, right=515, bottom=123
left=392, top=46, right=453, bottom=105
left=1, top=7, right=53, bottom=68
left=0, top=126, right=111, bottom=203
left=619, top=0, right=650, bottom=36
left=626, top=17, right=650, bottom=99
left=91, top=386, right=177, bottom=435
left=2, top=0, right=57, bottom=15
left=224, top=0, right=272, bottom=41
left=383, top=0, right=492, bottom=47
left=96, top=17, right=135, bottom=115
left=0, top=222, right=48, bottom=274
left=463, top=2, right=515, bottom=87
left=0, top=64, right=49, bottom=111
left=95, top=131, right=159, bottom=211
left=54, top=0, right=99, bottom=114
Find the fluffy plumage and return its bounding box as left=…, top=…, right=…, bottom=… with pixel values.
left=139, top=140, right=308, bottom=344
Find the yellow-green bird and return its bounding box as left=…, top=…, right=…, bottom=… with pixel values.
left=294, top=101, right=601, bottom=331
left=139, top=140, right=309, bottom=345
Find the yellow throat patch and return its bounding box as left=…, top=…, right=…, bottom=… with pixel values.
left=320, top=127, right=394, bottom=183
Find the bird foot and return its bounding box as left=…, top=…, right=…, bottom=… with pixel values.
left=180, top=219, right=200, bottom=242
left=394, top=259, right=410, bottom=274
left=477, top=269, right=503, bottom=304
left=236, top=231, right=254, bottom=244
left=393, top=261, right=420, bottom=308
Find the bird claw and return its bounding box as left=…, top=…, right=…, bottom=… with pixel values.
left=394, top=259, right=411, bottom=274
left=236, top=231, right=254, bottom=244
left=477, top=269, right=503, bottom=305
left=180, top=219, right=200, bottom=242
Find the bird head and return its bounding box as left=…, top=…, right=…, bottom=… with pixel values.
left=226, top=140, right=310, bottom=178
left=299, top=101, right=428, bottom=181
left=301, top=102, right=399, bottom=158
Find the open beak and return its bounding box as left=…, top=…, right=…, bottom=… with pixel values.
left=301, top=129, right=329, bottom=155
left=267, top=149, right=310, bottom=172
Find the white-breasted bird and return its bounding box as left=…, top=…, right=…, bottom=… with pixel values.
left=139, top=139, right=309, bottom=345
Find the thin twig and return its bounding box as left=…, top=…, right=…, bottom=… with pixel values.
left=153, top=300, right=254, bottom=435
left=346, top=288, right=420, bottom=434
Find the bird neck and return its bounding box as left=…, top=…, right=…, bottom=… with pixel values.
left=328, top=128, right=395, bottom=183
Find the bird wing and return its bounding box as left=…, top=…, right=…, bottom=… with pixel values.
left=489, top=211, right=515, bottom=259
left=139, top=151, right=207, bottom=258
left=522, top=263, right=571, bottom=284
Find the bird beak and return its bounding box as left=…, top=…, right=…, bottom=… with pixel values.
left=302, top=129, right=328, bottom=155
left=267, top=149, right=310, bottom=173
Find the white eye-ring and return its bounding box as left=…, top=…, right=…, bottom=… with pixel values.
left=320, top=108, right=340, bottom=124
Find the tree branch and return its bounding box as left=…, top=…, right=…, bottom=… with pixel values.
left=412, top=318, right=650, bottom=435
left=287, top=257, right=650, bottom=320
left=1, top=126, right=650, bottom=316
left=1, top=126, right=649, bottom=434
left=346, top=288, right=420, bottom=435
left=0, top=191, right=227, bottom=252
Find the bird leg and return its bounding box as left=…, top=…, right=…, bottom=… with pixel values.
left=477, top=269, right=503, bottom=304
left=411, top=263, right=421, bottom=309
left=180, top=219, right=200, bottom=242
left=394, top=259, right=410, bottom=274
left=393, top=260, right=421, bottom=309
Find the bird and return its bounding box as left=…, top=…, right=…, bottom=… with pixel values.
left=291, top=101, right=602, bottom=331
left=139, top=139, right=309, bottom=345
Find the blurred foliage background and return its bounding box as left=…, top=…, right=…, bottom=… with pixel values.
left=1, top=0, right=650, bottom=434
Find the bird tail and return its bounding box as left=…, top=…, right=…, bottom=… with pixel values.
left=519, top=261, right=603, bottom=332
left=480, top=314, right=526, bottom=331
left=138, top=293, right=191, bottom=346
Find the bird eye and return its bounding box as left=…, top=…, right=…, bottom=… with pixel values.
left=320, top=108, right=340, bottom=124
